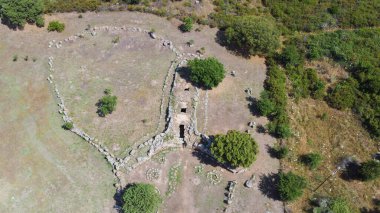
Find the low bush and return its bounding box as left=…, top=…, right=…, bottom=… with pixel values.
left=258, top=59, right=291, bottom=139
left=311, top=196, right=351, bottom=213
left=188, top=57, right=225, bottom=89
left=277, top=172, right=307, bottom=202
left=122, top=183, right=162, bottom=213
left=327, top=79, right=357, bottom=110
left=272, top=145, right=289, bottom=159
left=47, top=21, right=65, bottom=32
left=43, top=0, right=101, bottom=13
left=122, top=0, right=141, bottom=5
left=263, top=0, right=380, bottom=32
left=97, top=90, right=117, bottom=117
left=62, top=122, right=73, bottom=130
left=180, top=17, right=193, bottom=32
left=35, top=16, right=45, bottom=27
left=359, top=160, right=380, bottom=181
left=300, top=153, right=322, bottom=170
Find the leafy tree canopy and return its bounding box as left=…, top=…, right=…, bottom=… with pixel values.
left=188, top=57, right=225, bottom=89
left=224, top=16, right=280, bottom=56
left=278, top=172, right=307, bottom=202
left=0, top=0, right=44, bottom=28
left=210, top=130, right=258, bottom=168
left=122, top=183, right=162, bottom=213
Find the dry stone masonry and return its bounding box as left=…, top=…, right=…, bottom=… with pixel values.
left=46, top=24, right=205, bottom=188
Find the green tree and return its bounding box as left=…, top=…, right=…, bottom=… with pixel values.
left=180, top=17, right=193, bottom=32
left=224, top=16, right=280, bottom=56
left=188, top=57, right=225, bottom=89
left=122, top=183, right=162, bottom=213
left=0, top=0, right=44, bottom=28
left=210, top=130, right=258, bottom=168
left=278, top=172, right=307, bottom=202
left=359, top=160, right=380, bottom=181
left=47, top=21, right=65, bottom=32
left=97, top=92, right=117, bottom=117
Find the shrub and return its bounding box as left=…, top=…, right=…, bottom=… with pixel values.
left=277, top=172, right=307, bottom=202
left=311, top=197, right=351, bottom=213
left=47, top=21, right=65, bottom=32
left=97, top=91, right=117, bottom=117
left=224, top=16, right=280, bottom=56
left=62, top=122, right=73, bottom=130
left=112, top=36, right=120, bottom=44
left=327, top=80, right=357, bottom=110
left=188, top=57, right=225, bottom=89
left=13, top=55, right=18, bottom=62
left=260, top=60, right=291, bottom=139
left=257, top=90, right=276, bottom=116
left=0, top=0, right=44, bottom=28
left=267, top=111, right=292, bottom=138
left=286, top=67, right=325, bottom=101
left=272, top=145, right=289, bottom=159
left=263, top=0, right=380, bottom=32
left=35, top=16, right=44, bottom=27
left=43, top=0, right=101, bottom=13
left=104, top=88, right=112, bottom=95
left=300, top=153, right=322, bottom=170
left=180, top=17, right=193, bottom=32
left=210, top=130, right=259, bottom=168
left=122, top=183, right=162, bottom=213
left=122, top=0, right=141, bottom=5
left=280, top=44, right=304, bottom=68
left=359, top=160, right=380, bottom=181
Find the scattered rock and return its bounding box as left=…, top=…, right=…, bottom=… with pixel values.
left=245, top=174, right=256, bottom=188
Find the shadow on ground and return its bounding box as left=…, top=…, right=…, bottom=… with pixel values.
left=214, top=30, right=251, bottom=59
left=258, top=173, right=281, bottom=201
left=191, top=150, right=220, bottom=168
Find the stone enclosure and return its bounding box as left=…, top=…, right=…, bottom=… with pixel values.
left=43, top=12, right=281, bottom=213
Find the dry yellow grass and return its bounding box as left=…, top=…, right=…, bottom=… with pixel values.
left=283, top=98, right=379, bottom=212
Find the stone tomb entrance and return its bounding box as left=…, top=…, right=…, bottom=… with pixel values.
left=179, top=124, right=185, bottom=138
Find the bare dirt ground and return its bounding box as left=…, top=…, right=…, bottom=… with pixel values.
left=124, top=147, right=283, bottom=213
left=0, top=26, right=115, bottom=212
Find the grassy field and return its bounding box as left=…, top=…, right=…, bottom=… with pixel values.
left=284, top=99, right=379, bottom=211
left=53, top=27, right=175, bottom=157
left=0, top=26, right=115, bottom=212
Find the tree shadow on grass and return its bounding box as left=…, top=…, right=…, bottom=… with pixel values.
left=176, top=66, right=192, bottom=84
left=338, top=157, right=362, bottom=181
left=246, top=96, right=261, bottom=116
left=258, top=173, right=281, bottom=201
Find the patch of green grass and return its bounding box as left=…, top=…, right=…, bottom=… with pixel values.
left=166, top=163, right=183, bottom=196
